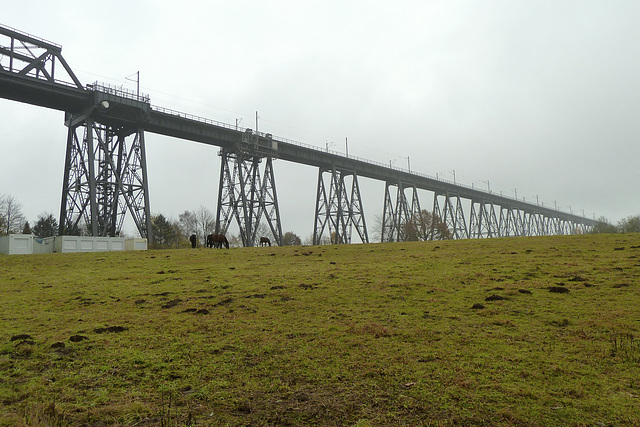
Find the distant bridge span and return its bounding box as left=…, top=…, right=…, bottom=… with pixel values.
left=0, top=24, right=597, bottom=245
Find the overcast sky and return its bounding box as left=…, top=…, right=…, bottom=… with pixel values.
left=2, top=1, right=639, bottom=240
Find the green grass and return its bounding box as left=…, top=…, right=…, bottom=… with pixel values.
left=1, top=234, right=640, bottom=426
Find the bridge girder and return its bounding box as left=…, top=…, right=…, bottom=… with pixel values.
left=0, top=23, right=600, bottom=245
left=0, top=24, right=83, bottom=90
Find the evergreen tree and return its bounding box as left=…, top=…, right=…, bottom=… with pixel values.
left=33, top=213, right=59, bottom=238
left=151, top=214, right=178, bottom=248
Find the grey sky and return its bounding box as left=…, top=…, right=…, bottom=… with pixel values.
left=2, top=1, right=639, bottom=239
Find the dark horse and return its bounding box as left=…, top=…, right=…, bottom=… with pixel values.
left=206, top=233, right=229, bottom=249
left=259, top=237, right=271, bottom=247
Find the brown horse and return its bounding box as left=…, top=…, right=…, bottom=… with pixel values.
left=259, top=237, right=271, bottom=247
left=206, top=233, right=229, bottom=249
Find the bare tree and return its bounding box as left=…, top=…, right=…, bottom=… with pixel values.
left=0, top=194, right=26, bottom=235
left=590, top=216, right=618, bottom=234
left=403, top=209, right=452, bottom=241
left=368, top=215, right=383, bottom=243
left=254, top=221, right=274, bottom=245
left=307, top=233, right=331, bottom=245
left=195, top=205, right=216, bottom=245
left=227, top=233, right=242, bottom=248
left=177, top=207, right=217, bottom=246
left=178, top=210, right=198, bottom=242
left=282, top=231, right=302, bottom=246
left=618, top=214, right=640, bottom=233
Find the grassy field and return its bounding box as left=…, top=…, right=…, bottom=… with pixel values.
left=1, top=233, right=640, bottom=426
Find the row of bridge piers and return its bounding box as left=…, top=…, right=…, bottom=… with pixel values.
left=57, top=114, right=592, bottom=246
left=1, top=23, right=597, bottom=247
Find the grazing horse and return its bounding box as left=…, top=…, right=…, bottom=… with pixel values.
left=259, top=237, right=271, bottom=247
left=206, top=233, right=229, bottom=249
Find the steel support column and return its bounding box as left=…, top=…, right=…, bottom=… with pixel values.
left=216, top=148, right=282, bottom=247
left=469, top=200, right=499, bottom=238
left=528, top=212, right=544, bottom=236
left=434, top=193, right=468, bottom=239
left=313, top=167, right=368, bottom=245
left=59, top=114, right=151, bottom=239
left=381, top=181, right=420, bottom=242
left=498, top=207, right=510, bottom=237
left=499, top=207, right=524, bottom=237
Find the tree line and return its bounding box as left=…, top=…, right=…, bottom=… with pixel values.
left=0, top=194, right=58, bottom=238
left=0, top=194, right=302, bottom=248
left=3, top=193, right=640, bottom=245
left=150, top=206, right=303, bottom=249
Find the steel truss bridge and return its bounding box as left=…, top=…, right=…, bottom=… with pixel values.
left=0, top=24, right=598, bottom=246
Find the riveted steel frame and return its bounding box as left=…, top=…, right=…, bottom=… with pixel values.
left=313, top=167, right=368, bottom=245
left=216, top=149, right=282, bottom=247
left=59, top=116, right=151, bottom=239
left=1, top=23, right=600, bottom=249
left=381, top=181, right=421, bottom=242
left=469, top=200, right=500, bottom=238
left=433, top=192, right=468, bottom=239
left=0, top=25, right=83, bottom=89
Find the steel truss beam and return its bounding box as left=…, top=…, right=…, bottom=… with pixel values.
left=0, top=25, right=83, bottom=89
left=0, top=25, right=602, bottom=248
left=59, top=114, right=151, bottom=239
left=216, top=148, right=283, bottom=247
left=469, top=200, right=500, bottom=238
left=499, top=206, right=530, bottom=237
left=313, top=167, right=368, bottom=245
left=381, top=181, right=421, bottom=242
left=433, top=192, right=468, bottom=239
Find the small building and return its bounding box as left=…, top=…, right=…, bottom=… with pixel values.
left=1, top=235, right=145, bottom=255
left=125, top=238, right=148, bottom=251
left=0, top=234, right=34, bottom=255
left=54, top=236, right=125, bottom=253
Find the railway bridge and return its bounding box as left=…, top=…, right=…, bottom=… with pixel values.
left=0, top=24, right=598, bottom=246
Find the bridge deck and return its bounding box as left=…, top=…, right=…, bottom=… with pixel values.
left=0, top=68, right=596, bottom=227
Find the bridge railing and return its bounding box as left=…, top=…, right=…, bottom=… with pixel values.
left=0, top=22, right=61, bottom=49
left=151, top=105, right=240, bottom=132
left=89, top=82, right=150, bottom=103
left=147, top=104, right=587, bottom=217
left=263, top=135, right=586, bottom=216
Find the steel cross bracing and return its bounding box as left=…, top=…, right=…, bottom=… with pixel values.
left=1, top=24, right=153, bottom=240
left=216, top=141, right=283, bottom=247
left=381, top=181, right=421, bottom=242
left=60, top=110, right=152, bottom=239
left=313, top=167, right=368, bottom=245
left=0, top=25, right=82, bottom=89
left=0, top=23, right=600, bottom=244
left=469, top=200, right=499, bottom=238
left=433, top=192, right=469, bottom=239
